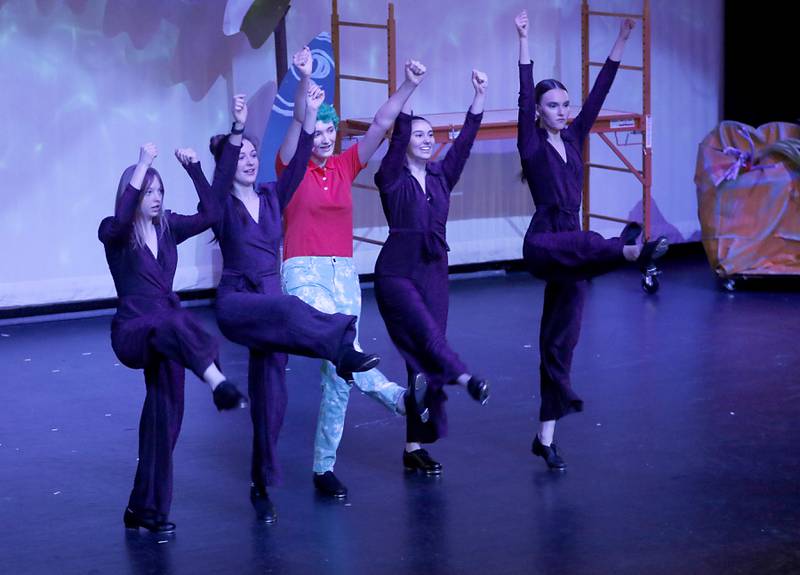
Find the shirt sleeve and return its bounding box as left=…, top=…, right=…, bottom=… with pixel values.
left=374, top=112, right=412, bottom=192
left=212, top=141, right=240, bottom=202
left=275, top=151, right=286, bottom=176
left=441, top=110, right=483, bottom=191
left=275, top=129, right=314, bottom=212
left=517, top=61, right=541, bottom=159
left=342, top=142, right=365, bottom=183
left=567, top=58, right=620, bottom=144
left=98, top=183, right=139, bottom=245
left=168, top=161, right=221, bottom=245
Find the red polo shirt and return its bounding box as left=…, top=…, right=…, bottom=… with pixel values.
left=277, top=144, right=365, bottom=259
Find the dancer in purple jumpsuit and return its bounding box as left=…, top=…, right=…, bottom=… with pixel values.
left=206, top=90, right=383, bottom=522
left=515, top=11, right=668, bottom=470
left=373, top=64, right=491, bottom=475
left=100, top=144, right=248, bottom=534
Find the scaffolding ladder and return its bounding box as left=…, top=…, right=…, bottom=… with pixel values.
left=581, top=0, right=652, bottom=238
left=331, top=0, right=396, bottom=152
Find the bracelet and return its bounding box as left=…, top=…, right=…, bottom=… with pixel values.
left=231, top=122, right=245, bottom=135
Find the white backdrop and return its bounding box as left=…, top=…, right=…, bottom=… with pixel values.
left=0, top=0, right=721, bottom=308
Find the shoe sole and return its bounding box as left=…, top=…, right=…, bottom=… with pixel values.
left=251, top=496, right=278, bottom=524
left=216, top=402, right=248, bottom=412
left=354, top=355, right=380, bottom=373
left=314, top=487, right=348, bottom=500
left=466, top=378, right=490, bottom=405
left=336, top=355, right=380, bottom=384
left=531, top=445, right=567, bottom=470
left=123, top=510, right=176, bottom=533
left=531, top=453, right=567, bottom=471
left=403, top=465, right=443, bottom=476
left=124, top=522, right=176, bottom=534
left=215, top=397, right=249, bottom=412
left=320, top=492, right=347, bottom=500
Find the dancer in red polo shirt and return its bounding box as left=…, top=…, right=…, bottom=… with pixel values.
left=278, top=47, right=427, bottom=498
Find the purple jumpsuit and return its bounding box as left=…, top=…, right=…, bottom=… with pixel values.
left=373, top=110, right=482, bottom=443
left=517, top=58, right=626, bottom=421
left=99, top=161, right=221, bottom=523
left=210, top=130, right=360, bottom=487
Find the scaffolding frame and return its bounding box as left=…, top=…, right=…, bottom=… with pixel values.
left=331, top=0, right=396, bottom=153
left=331, top=1, right=653, bottom=246
left=581, top=0, right=652, bottom=238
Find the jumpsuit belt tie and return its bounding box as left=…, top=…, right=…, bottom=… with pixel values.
left=536, top=203, right=579, bottom=216
left=115, top=292, right=181, bottom=319
left=533, top=204, right=581, bottom=231
left=388, top=228, right=449, bottom=262
left=219, top=269, right=276, bottom=294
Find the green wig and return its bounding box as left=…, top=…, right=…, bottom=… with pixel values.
left=316, top=103, right=340, bottom=129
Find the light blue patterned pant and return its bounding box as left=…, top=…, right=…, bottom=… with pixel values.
left=281, top=256, right=406, bottom=473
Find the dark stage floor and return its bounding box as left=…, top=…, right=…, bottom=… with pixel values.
left=1, top=253, right=798, bottom=574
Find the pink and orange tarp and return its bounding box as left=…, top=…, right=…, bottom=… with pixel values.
left=695, top=121, right=800, bottom=278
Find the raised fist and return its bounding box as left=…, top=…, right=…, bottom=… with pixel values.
left=619, top=18, right=635, bottom=40
left=232, top=94, right=248, bottom=125
left=174, top=147, right=197, bottom=166
left=306, top=83, right=325, bottom=111
left=515, top=10, right=529, bottom=38
left=293, top=46, right=313, bottom=78
left=471, top=69, right=488, bottom=94
left=139, top=143, right=158, bottom=166
left=405, top=59, right=427, bottom=86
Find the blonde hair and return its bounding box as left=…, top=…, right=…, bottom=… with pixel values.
left=115, top=164, right=168, bottom=249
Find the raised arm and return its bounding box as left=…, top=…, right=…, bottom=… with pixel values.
left=609, top=18, right=634, bottom=62
left=98, top=143, right=156, bottom=244
left=515, top=11, right=538, bottom=157
left=469, top=69, right=487, bottom=115
left=374, top=111, right=411, bottom=192
left=228, top=93, right=246, bottom=148
left=278, top=46, right=313, bottom=165
left=211, top=95, right=246, bottom=203
left=373, top=61, right=427, bottom=190
left=275, top=83, right=324, bottom=211
left=170, top=148, right=221, bottom=244
left=357, top=59, right=426, bottom=166
left=516, top=9, right=530, bottom=65
left=441, top=70, right=487, bottom=190
left=176, top=147, right=210, bottom=207
left=569, top=19, right=632, bottom=141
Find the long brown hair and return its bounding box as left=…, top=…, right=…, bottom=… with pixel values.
left=115, top=164, right=168, bottom=249
left=208, top=133, right=260, bottom=238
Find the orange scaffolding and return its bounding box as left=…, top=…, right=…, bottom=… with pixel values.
left=581, top=0, right=652, bottom=238
left=331, top=0, right=653, bottom=244
left=331, top=0, right=396, bottom=149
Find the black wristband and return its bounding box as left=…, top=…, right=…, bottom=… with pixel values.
left=231, top=122, right=245, bottom=135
